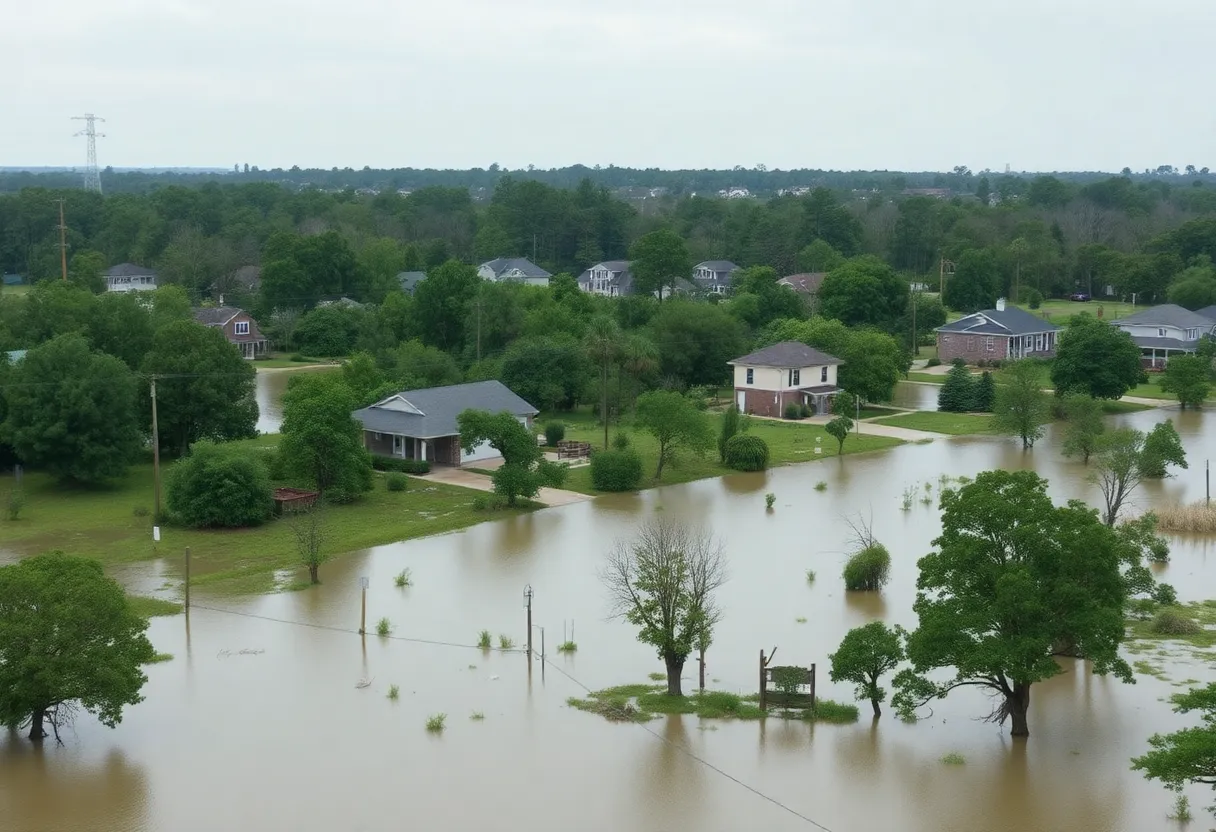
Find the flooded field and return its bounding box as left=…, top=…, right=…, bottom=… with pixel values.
left=2, top=395, right=1214, bottom=832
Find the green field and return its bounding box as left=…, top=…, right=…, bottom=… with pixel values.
left=544, top=409, right=903, bottom=494
left=0, top=435, right=525, bottom=595
left=255, top=353, right=339, bottom=370
left=1028, top=298, right=1136, bottom=323
left=872, top=411, right=995, bottom=436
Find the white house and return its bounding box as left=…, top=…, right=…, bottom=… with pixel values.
left=727, top=341, right=843, bottom=418
left=477, top=258, right=551, bottom=287
left=1111, top=304, right=1216, bottom=368
left=692, top=260, right=741, bottom=295
left=105, top=263, right=158, bottom=293
left=577, top=260, right=633, bottom=297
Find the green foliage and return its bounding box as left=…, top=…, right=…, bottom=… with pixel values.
left=818, top=255, right=910, bottom=331
left=941, top=752, right=966, bottom=766
left=1132, top=682, right=1216, bottom=810
left=477, top=630, right=492, bottom=649
left=937, top=362, right=978, bottom=412
left=634, top=390, right=714, bottom=479
left=1161, top=354, right=1212, bottom=407
left=832, top=390, right=856, bottom=417
left=293, top=305, right=364, bottom=357
left=584, top=315, right=623, bottom=448
left=412, top=259, right=481, bottom=351
left=387, top=684, right=400, bottom=701
left=371, top=456, right=430, bottom=475
left=3, top=334, right=140, bottom=483
left=385, top=473, right=408, bottom=492
left=843, top=544, right=891, bottom=591
left=1027, top=289, right=1043, bottom=309
left=544, top=421, right=566, bottom=446
left=825, top=415, right=852, bottom=453
left=1141, top=420, right=1187, bottom=479
left=498, top=634, right=515, bottom=650
left=1051, top=318, right=1145, bottom=399
left=974, top=371, right=996, bottom=412
left=279, top=374, right=373, bottom=500
left=829, top=621, right=906, bottom=716
left=758, top=317, right=907, bottom=403
left=458, top=408, right=563, bottom=505
left=7, top=489, right=25, bottom=521
left=648, top=300, right=748, bottom=387
left=723, top=433, right=770, bottom=471
left=589, top=448, right=644, bottom=492
left=1167, top=795, right=1192, bottom=823
left=629, top=228, right=691, bottom=300
left=389, top=339, right=462, bottom=390
left=718, top=405, right=740, bottom=462
left=765, top=493, right=776, bottom=509
left=557, top=641, right=577, bottom=653
left=1151, top=608, right=1202, bottom=636
left=943, top=248, right=1000, bottom=312
left=813, top=481, right=827, bottom=492
left=770, top=666, right=808, bottom=697
left=0, top=552, right=156, bottom=740
left=1152, top=583, right=1178, bottom=606
left=612, top=432, right=632, bottom=451
left=805, top=569, right=816, bottom=582
left=783, top=401, right=802, bottom=420
left=992, top=359, right=1051, bottom=448
left=893, top=471, right=1133, bottom=736
left=1060, top=393, right=1106, bottom=464
left=393, top=568, right=412, bottom=588
left=500, top=335, right=589, bottom=411
left=165, top=441, right=274, bottom=528
left=375, top=617, right=392, bottom=636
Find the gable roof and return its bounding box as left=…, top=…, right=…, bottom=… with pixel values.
left=728, top=341, right=842, bottom=368
left=193, top=306, right=243, bottom=326
left=352, top=380, right=538, bottom=440
left=481, top=258, right=551, bottom=279
left=1113, top=304, right=1216, bottom=330
left=936, top=306, right=1060, bottom=337
left=1196, top=305, right=1216, bottom=323
left=106, top=262, right=156, bottom=277
left=694, top=260, right=740, bottom=274
left=777, top=273, right=826, bottom=294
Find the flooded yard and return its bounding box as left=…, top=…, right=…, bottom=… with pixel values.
left=2, top=398, right=1214, bottom=832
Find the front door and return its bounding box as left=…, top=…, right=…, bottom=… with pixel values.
left=392, top=435, right=405, bottom=457
left=736, top=390, right=746, bottom=411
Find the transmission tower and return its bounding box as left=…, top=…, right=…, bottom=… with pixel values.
left=72, top=113, right=106, bottom=194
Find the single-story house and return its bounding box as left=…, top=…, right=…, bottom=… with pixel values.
left=396, top=271, right=427, bottom=295
left=192, top=306, right=270, bottom=359
left=352, top=380, right=538, bottom=466
left=1111, top=304, right=1216, bottom=369
left=728, top=341, right=843, bottom=417
left=478, top=258, right=551, bottom=287
left=105, top=263, right=158, bottom=293
left=935, top=299, right=1061, bottom=363
left=692, top=260, right=740, bottom=295
left=777, top=272, right=827, bottom=313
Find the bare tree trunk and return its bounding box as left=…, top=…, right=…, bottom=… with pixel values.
left=1008, top=683, right=1031, bottom=737
left=665, top=654, right=686, bottom=696
left=28, top=708, right=45, bottom=742
left=870, top=697, right=882, bottom=718
left=698, top=647, right=706, bottom=691
left=309, top=564, right=319, bottom=584
left=601, top=364, right=610, bottom=449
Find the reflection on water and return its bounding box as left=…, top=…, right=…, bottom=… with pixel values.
left=3, top=405, right=1214, bottom=831
left=254, top=366, right=336, bottom=434
left=887, top=380, right=940, bottom=412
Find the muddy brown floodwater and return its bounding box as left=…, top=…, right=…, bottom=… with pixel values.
left=2, top=396, right=1215, bottom=832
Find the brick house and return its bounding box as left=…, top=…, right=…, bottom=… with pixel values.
left=728, top=341, right=843, bottom=417
left=192, top=306, right=270, bottom=359
left=935, top=299, right=1060, bottom=364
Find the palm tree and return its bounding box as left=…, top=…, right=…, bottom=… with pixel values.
left=584, top=316, right=623, bottom=449
left=618, top=333, right=660, bottom=419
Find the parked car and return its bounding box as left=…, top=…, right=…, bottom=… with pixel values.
left=1069, top=292, right=1090, bottom=302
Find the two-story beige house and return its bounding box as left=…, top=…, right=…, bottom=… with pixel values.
left=728, top=341, right=843, bottom=417
left=192, top=306, right=270, bottom=359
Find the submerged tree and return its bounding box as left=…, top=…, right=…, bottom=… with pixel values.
left=0, top=553, right=155, bottom=742
left=1141, top=420, right=1187, bottom=479
left=992, top=359, right=1051, bottom=448
left=601, top=520, right=727, bottom=696
left=829, top=622, right=906, bottom=717
left=1160, top=354, right=1212, bottom=409
left=893, top=470, right=1132, bottom=738
left=1060, top=393, right=1106, bottom=464
left=1132, top=684, right=1216, bottom=812
left=291, top=505, right=329, bottom=585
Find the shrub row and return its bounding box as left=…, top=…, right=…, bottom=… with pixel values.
left=371, top=456, right=431, bottom=474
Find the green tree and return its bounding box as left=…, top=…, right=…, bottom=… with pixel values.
left=356, top=237, right=407, bottom=303
left=601, top=520, right=726, bottom=696
left=817, top=256, right=909, bottom=331
left=1060, top=393, right=1105, bottom=464
left=390, top=339, right=462, bottom=390
left=165, top=441, right=274, bottom=528
left=974, top=371, right=996, bottom=412
left=413, top=259, right=480, bottom=351
left=1166, top=260, right=1216, bottom=310
left=1051, top=318, right=1144, bottom=399
left=634, top=390, right=713, bottom=479
left=629, top=229, right=691, bottom=301
left=456, top=409, right=564, bottom=505
left=88, top=291, right=155, bottom=369
left=279, top=374, right=373, bottom=501
left=0, top=552, right=155, bottom=741
left=892, top=471, right=1132, bottom=737
left=648, top=300, right=747, bottom=388
left=1141, top=420, right=1187, bottom=479
left=797, top=239, right=844, bottom=273
left=937, top=362, right=978, bottom=412
left=500, top=335, right=590, bottom=412
left=584, top=315, right=622, bottom=449
left=2, top=334, right=140, bottom=483
left=718, top=405, right=740, bottom=462
left=340, top=351, right=390, bottom=406
left=992, top=360, right=1051, bottom=448
left=759, top=317, right=908, bottom=403
left=829, top=622, right=906, bottom=717
left=67, top=250, right=106, bottom=293
left=1160, top=354, right=1211, bottom=408
left=826, top=415, right=852, bottom=453
left=141, top=320, right=257, bottom=456
left=293, top=305, right=364, bottom=357
left=1132, top=683, right=1216, bottom=811
left=943, top=248, right=1000, bottom=313
left=1091, top=428, right=1146, bottom=526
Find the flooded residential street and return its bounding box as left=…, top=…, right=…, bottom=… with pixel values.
left=2, top=392, right=1214, bottom=832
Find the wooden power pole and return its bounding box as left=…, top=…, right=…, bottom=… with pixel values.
left=57, top=200, right=68, bottom=281
left=150, top=376, right=162, bottom=521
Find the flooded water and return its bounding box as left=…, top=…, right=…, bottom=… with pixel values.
left=886, top=380, right=940, bottom=411
left=254, top=366, right=337, bottom=434
left=3, top=395, right=1215, bottom=831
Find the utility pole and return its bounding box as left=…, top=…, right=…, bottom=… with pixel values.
left=475, top=291, right=483, bottom=362
left=184, top=547, right=191, bottom=609
left=910, top=289, right=917, bottom=358
left=524, top=584, right=534, bottom=660
left=57, top=200, right=68, bottom=281
left=359, top=577, right=369, bottom=634
left=150, top=376, right=162, bottom=521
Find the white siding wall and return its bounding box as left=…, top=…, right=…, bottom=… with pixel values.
left=732, top=364, right=837, bottom=389
left=1118, top=323, right=1189, bottom=339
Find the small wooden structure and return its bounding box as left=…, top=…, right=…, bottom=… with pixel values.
left=758, top=648, right=816, bottom=711
left=273, top=487, right=319, bottom=515
left=556, top=440, right=592, bottom=460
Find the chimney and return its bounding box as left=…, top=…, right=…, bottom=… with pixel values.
left=995, top=297, right=1006, bottom=312
left=219, top=293, right=225, bottom=306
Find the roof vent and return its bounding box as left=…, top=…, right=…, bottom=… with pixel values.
left=995, top=297, right=1006, bottom=312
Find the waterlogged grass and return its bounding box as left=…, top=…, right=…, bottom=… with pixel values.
left=387, top=684, right=400, bottom=701
left=127, top=596, right=184, bottom=619
left=147, top=652, right=174, bottom=664
left=425, top=714, right=447, bottom=733
left=498, top=634, right=515, bottom=650
left=1155, top=502, right=1216, bottom=534
left=566, top=683, right=860, bottom=724
left=647, top=672, right=666, bottom=682
left=477, top=630, right=492, bottom=650
left=556, top=641, right=577, bottom=653
left=1127, top=601, right=1216, bottom=647
left=0, top=438, right=530, bottom=596
left=941, top=752, right=966, bottom=766
left=376, top=617, right=392, bottom=636
left=470, top=711, right=485, bottom=721
left=905, top=372, right=945, bottom=385
left=393, top=568, right=412, bottom=588
left=805, top=569, right=816, bottom=583
left=813, top=481, right=827, bottom=492
left=873, top=411, right=995, bottom=435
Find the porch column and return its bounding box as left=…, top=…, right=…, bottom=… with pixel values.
left=420, top=440, right=428, bottom=461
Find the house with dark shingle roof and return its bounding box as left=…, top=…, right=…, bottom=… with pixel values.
left=352, top=380, right=538, bottom=466
left=104, top=263, right=158, bottom=293
left=477, top=258, right=551, bottom=287
left=578, top=260, right=634, bottom=297
left=1111, top=304, right=1216, bottom=368
left=192, top=306, right=270, bottom=359
left=728, top=341, right=844, bottom=417
left=935, top=299, right=1061, bottom=364
left=692, top=260, right=741, bottom=295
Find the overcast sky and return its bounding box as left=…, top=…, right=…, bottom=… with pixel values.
left=6, top=0, right=1214, bottom=172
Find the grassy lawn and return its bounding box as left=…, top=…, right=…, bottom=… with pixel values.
left=0, top=436, right=528, bottom=596
left=543, top=409, right=903, bottom=495
left=1027, top=299, right=1135, bottom=323
left=255, top=353, right=338, bottom=370
left=872, top=411, right=995, bottom=435
left=2, top=284, right=32, bottom=298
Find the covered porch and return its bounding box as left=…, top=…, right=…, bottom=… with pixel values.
left=363, top=431, right=461, bottom=466
left=237, top=338, right=270, bottom=360
left=799, top=384, right=840, bottom=415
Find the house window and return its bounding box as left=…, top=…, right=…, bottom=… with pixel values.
left=1158, top=328, right=1167, bottom=337
left=1188, top=328, right=1198, bottom=340
left=984, top=337, right=994, bottom=352
left=746, top=368, right=754, bottom=385
left=234, top=321, right=250, bottom=335
left=820, top=366, right=828, bottom=383
left=789, top=369, right=800, bottom=386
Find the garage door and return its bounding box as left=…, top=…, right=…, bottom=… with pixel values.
left=460, top=438, right=500, bottom=464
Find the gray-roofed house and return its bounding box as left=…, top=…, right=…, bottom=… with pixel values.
left=578, top=260, right=634, bottom=297
left=353, top=380, right=539, bottom=466
left=728, top=341, right=844, bottom=417
left=935, top=298, right=1061, bottom=364
left=192, top=306, right=270, bottom=359
left=104, top=263, right=158, bottom=293
left=777, top=272, right=828, bottom=314
left=692, top=260, right=741, bottom=295
left=1197, top=305, right=1216, bottom=324
left=396, top=271, right=427, bottom=295
left=1111, top=304, right=1216, bottom=368
left=477, top=258, right=551, bottom=287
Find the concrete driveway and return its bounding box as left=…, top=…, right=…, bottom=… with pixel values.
left=420, top=463, right=591, bottom=507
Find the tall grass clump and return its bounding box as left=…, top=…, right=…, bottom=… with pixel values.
left=393, top=568, right=412, bottom=587
left=1150, top=607, right=1202, bottom=635
left=387, top=684, right=400, bottom=700
left=814, top=481, right=827, bottom=492
left=1155, top=502, right=1216, bottom=534
left=557, top=641, right=578, bottom=653
left=425, top=714, right=447, bottom=733
left=1168, top=794, right=1192, bottom=822
left=376, top=617, right=392, bottom=636
left=498, top=634, right=515, bottom=650
left=805, top=569, right=816, bottom=584
left=941, top=752, right=966, bottom=765
left=477, top=629, right=492, bottom=649
left=843, top=544, right=892, bottom=591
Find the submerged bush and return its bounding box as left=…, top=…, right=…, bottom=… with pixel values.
left=723, top=434, right=770, bottom=472
left=1150, top=607, right=1201, bottom=635
left=843, top=544, right=892, bottom=591
left=590, top=448, right=644, bottom=492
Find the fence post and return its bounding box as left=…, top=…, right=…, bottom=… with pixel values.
left=809, top=663, right=816, bottom=711
left=759, top=650, right=766, bottom=711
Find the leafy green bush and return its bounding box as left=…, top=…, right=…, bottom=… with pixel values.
left=385, top=473, right=408, bottom=492
left=544, top=422, right=566, bottom=446
left=165, top=441, right=274, bottom=528
left=590, top=448, right=644, bottom=491
left=784, top=402, right=802, bottom=420
left=1027, top=289, right=1043, bottom=309
left=6, top=489, right=25, bottom=521
left=1150, top=607, right=1200, bottom=635
left=471, top=494, right=508, bottom=511
left=723, top=434, right=770, bottom=471
left=843, top=543, right=892, bottom=591
left=370, top=457, right=431, bottom=474
left=1152, top=583, right=1177, bottom=606
left=771, top=666, right=807, bottom=697
left=612, top=432, right=631, bottom=451
left=926, top=357, right=942, bottom=367
left=765, top=493, right=776, bottom=509
left=800, top=403, right=812, bottom=417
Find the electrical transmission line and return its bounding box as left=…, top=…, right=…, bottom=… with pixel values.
left=72, top=113, right=106, bottom=194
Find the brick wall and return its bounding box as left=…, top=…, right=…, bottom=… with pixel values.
left=937, top=333, right=1009, bottom=364
left=735, top=387, right=803, bottom=418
